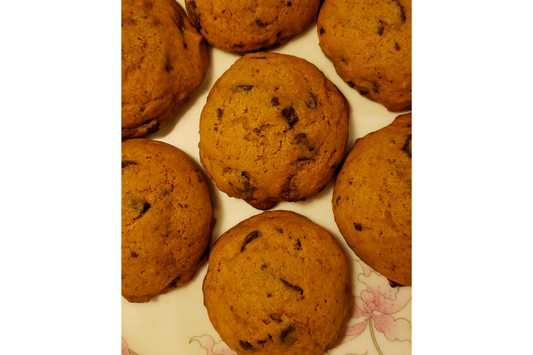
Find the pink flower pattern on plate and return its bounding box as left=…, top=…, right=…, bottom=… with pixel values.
left=190, top=335, right=237, bottom=355
left=342, top=259, right=411, bottom=354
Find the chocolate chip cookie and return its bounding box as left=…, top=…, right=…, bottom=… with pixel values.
left=185, top=0, right=321, bottom=53
left=317, top=0, right=411, bottom=111
left=122, top=138, right=215, bottom=302
left=122, top=0, right=208, bottom=139
left=332, top=113, right=411, bottom=286
left=199, top=52, right=349, bottom=210
left=203, top=210, right=353, bottom=355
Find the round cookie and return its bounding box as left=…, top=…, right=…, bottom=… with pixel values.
left=317, top=0, right=411, bottom=112
left=332, top=113, right=411, bottom=286
left=122, top=138, right=215, bottom=302
left=185, top=0, right=321, bottom=53
left=122, top=0, right=208, bottom=139
left=203, top=210, right=353, bottom=355
left=199, top=52, right=349, bottom=210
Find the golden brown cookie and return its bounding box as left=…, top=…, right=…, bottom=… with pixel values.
left=199, top=52, right=349, bottom=210
left=203, top=210, right=353, bottom=355
left=185, top=0, right=321, bottom=53
left=317, top=0, right=411, bottom=112
left=332, top=113, right=411, bottom=286
left=122, top=138, right=215, bottom=302
left=122, top=0, right=208, bottom=139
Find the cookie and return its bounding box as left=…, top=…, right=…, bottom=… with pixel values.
left=317, top=0, right=411, bottom=112
left=203, top=210, right=353, bottom=355
left=185, top=0, right=321, bottom=53
left=122, top=0, right=208, bottom=139
left=199, top=52, right=349, bottom=210
left=122, top=138, right=215, bottom=302
left=332, top=113, right=411, bottom=286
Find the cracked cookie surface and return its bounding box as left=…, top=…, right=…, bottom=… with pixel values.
left=203, top=210, right=353, bottom=355
left=122, top=139, right=215, bottom=302
left=199, top=52, right=349, bottom=210
left=317, top=0, right=411, bottom=111
left=185, top=0, right=321, bottom=53
left=332, top=113, right=412, bottom=286
left=122, top=0, right=208, bottom=139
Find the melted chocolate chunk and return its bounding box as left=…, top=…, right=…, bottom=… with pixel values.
left=122, top=160, right=137, bottom=169
left=271, top=97, right=280, bottom=106
left=239, top=340, right=254, bottom=351
left=236, top=85, right=254, bottom=92
left=255, top=19, right=268, bottom=27
left=280, top=278, right=303, bottom=296
left=241, top=230, right=261, bottom=251
left=401, top=134, right=412, bottom=158
left=186, top=1, right=201, bottom=28
left=281, top=106, right=298, bottom=127
left=354, top=223, right=363, bottom=231
left=280, top=324, right=296, bottom=342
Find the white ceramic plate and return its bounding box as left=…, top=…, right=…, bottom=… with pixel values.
left=122, top=1, right=412, bottom=354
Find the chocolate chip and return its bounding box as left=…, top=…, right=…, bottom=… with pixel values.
left=377, top=21, right=384, bottom=36
left=127, top=197, right=151, bottom=218
left=270, top=313, right=282, bottom=322
left=242, top=230, right=261, bottom=251
left=291, top=132, right=307, bottom=145
left=241, top=171, right=252, bottom=188
left=239, top=341, right=254, bottom=351
left=255, top=19, right=268, bottom=27
left=280, top=324, right=295, bottom=342
left=395, top=42, right=400, bottom=50
left=183, top=42, right=188, bottom=49
left=359, top=88, right=370, bottom=95
left=281, top=106, right=298, bottom=127
left=122, top=160, right=137, bottom=169
left=271, top=97, right=280, bottom=106
left=305, top=93, right=317, bottom=109
left=401, top=134, right=412, bottom=158
left=280, top=278, right=303, bottom=296
left=217, top=108, right=222, bottom=118
left=354, top=223, right=363, bottom=231
left=186, top=1, right=201, bottom=28
left=347, top=81, right=355, bottom=88
left=165, top=63, right=173, bottom=73
left=392, top=0, right=406, bottom=22
left=287, top=1, right=292, bottom=6
left=295, top=239, right=302, bottom=250
left=319, top=27, right=325, bottom=35
left=130, top=251, right=138, bottom=257
left=373, top=82, right=380, bottom=93
left=235, top=85, right=254, bottom=92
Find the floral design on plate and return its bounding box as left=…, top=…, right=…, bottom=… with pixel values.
left=342, top=259, right=412, bottom=355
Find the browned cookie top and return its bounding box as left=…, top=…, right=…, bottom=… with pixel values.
left=185, top=0, right=321, bottom=53
left=199, top=52, right=349, bottom=210
left=122, top=138, right=214, bottom=302
left=317, top=0, right=411, bottom=112
left=122, top=0, right=208, bottom=139
left=203, top=210, right=353, bottom=355
left=332, top=113, right=411, bottom=286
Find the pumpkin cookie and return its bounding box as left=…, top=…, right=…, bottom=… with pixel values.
left=122, top=0, right=208, bottom=139
left=199, top=52, right=349, bottom=210
left=185, top=0, right=321, bottom=53
left=203, top=210, right=353, bottom=355
left=317, top=0, right=411, bottom=111
left=332, top=113, right=411, bottom=286
left=122, top=138, right=215, bottom=302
